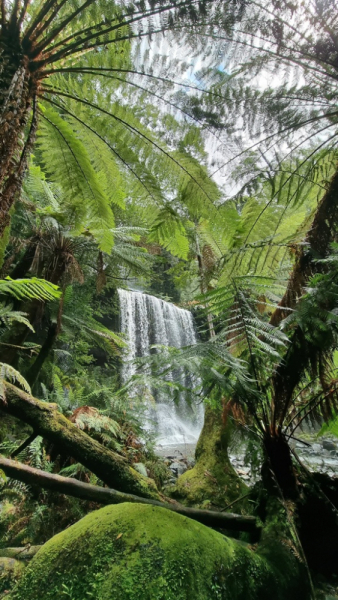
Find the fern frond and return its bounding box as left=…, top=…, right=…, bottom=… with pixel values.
left=0, top=364, right=31, bottom=400
left=0, top=302, right=34, bottom=331
left=0, top=277, right=61, bottom=301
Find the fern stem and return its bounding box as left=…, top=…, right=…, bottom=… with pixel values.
left=40, top=0, right=202, bottom=63
left=11, top=431, right=37, bottom=458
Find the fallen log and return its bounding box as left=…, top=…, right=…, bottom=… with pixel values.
left=0, top=456, right=260, bottom=535
left=2, top=383, right=159, bottom=500
left=0, top=546, right=41, bottom=560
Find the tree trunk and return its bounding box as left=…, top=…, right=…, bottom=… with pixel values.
left=0, top=546, right=41, bottom=560
left=270, top=167, right=338, bottom=429
left=270, top=167, right=338, bottom=327
left=263, top=432, right=298, bottom=499
left=0, top=455, right=260, bottom=535
left=0, top=53, right=37, bottom=236
left=8, top=237, right=39, bottom=280
left=25, top=321, right=58, bottom=388
left=174, top=405, right=247, bottom=507
left=0, top=244, right=69, bottom=365
left=1, top=382, right=160, bottom=499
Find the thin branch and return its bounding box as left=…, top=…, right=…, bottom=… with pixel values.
left=10, top=432, right=37, bottom=458
left=23, top=0, right=61, bottom=42
left=17, top=0, right=32, bottom=30
left=41, top=67, right=231, bottom=100
left=39, top=112, right=100, bottom=206
left=0, top=455, right=260, bottom=534
left=9, top=0, right=21, bottom=31
left=28, top=0, right=71, bottom=45
left=31, top=0, right=97, bottom=52
left=58, top=69, right=225, bottom=146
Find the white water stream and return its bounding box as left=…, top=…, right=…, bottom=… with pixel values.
left=118, top=289, right=204, bottom=446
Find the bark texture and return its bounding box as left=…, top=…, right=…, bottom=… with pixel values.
left=0, top=455, right=260, bottom=534
left=0, top=546, right=41, bottom=560
left=270, top=167, right=338, bottom=327
left=174, top=405, right=247, bottom=506
left=270, top=167, right=338, bottom=429
left=2, top=382, right=160, bottom=499
left=0, top=41, right=38, bottom=235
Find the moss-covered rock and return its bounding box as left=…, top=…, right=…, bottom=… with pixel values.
left=173, top=406, right=247, bottom=507
left=0, top=557, right=25, bottom=596
left=9, top=502, right=309, bottom=600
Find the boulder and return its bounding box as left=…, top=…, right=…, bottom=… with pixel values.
left=169, top=462, right=187, bottom=476
left=322, top=440, right=336, bottom=451
left=0, top=557, right=24, bottom=595
left=8, top=503, right=308, bottom=600
left=133, top=463, right=148, bottom=477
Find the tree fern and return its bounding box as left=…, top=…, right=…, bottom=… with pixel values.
left=148, top=205, right=190, bottom=260
left=0, top=302, right=34, bottom=331
left=38, top=105, right=116, bottom=252
left=0, top=277, right=60, bottom=301
left=0, top=363, right=31, bottom=400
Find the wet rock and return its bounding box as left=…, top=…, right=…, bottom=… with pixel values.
left=322, top=440, right=336, bottom=451
left=133, top=463, right=148, bottom=477
left=169, top=462, right=187, bottom=476
left=322, top=458, right=338, bottom=468
left=312, top=443, right=321, bottom=453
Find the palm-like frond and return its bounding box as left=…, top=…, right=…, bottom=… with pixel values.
left=62, top=314, right=124, bottom=355
left=148, top=205, right=190, bottom=260
left=0, top=302, right=34, bottom=331
left=38, top=105, right=115, bottom=252
left=0, top=277, right=60, bottom=301
left=0, top=363, right=31, bottom=399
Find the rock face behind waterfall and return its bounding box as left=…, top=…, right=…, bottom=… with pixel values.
left=118, top=289, right=203, bottom=446
left=8, top=504, right=309, bottom=600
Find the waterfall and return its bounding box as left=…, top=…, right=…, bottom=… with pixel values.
left=118, top=289, right=204, bottom=446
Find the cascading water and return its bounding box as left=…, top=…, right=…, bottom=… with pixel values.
left=118, top=289, right=204, bottom=446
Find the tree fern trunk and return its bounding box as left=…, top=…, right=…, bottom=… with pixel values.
left=270, top=167, right=338, bottom=327
left=0, top=247, right=67, bottom=365
left=26, top=321, right=58, bottom=388
left=263, top=432, right=298, bottom=499
left=0, top=40, right=36, bottom=236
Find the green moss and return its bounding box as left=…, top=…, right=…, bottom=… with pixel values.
left=173, top=407, right=247, bottom=507
left=0, top=558, right=25, bottom=596
left=9, top=503, right=309, bottom=600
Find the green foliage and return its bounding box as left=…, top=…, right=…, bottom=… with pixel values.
left=0, top=278, right=60, bottom=301
left=148, top=206, right=190, bottom=260
left=0, top=303, right=34, bottom=331
left=38, top=106, right=115, bottom=252
left=0, top=364, right=31, bottom=400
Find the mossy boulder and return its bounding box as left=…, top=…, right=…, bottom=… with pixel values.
left=0, top=557, right=24, bottom=596
left=9, top=502, right=309, bottom=600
